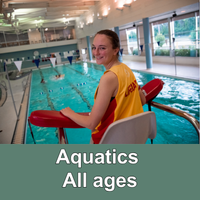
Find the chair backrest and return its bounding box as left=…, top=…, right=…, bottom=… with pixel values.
left=99, top=111, right=157, bottom=144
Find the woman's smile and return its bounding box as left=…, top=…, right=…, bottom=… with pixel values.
left=92, top=34, right=118, bottom=69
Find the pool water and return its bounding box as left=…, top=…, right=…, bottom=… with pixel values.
left=26, top=62, right=200, bottom=144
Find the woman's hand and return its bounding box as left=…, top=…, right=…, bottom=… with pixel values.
left=60, top=107, right=75, bottom=118
left=139, top=89, right=146, bottom=106
left=59, top=71, right=118, bottom=130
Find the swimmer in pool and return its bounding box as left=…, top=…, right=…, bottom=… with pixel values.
left=61, top=29, right=145, bottom=144
left=41, top=78, right=45, bottom=83
left=55, top=74, right=65, bottom=79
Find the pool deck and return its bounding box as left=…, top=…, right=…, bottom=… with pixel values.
left=0, top=60, right=199, bottom=144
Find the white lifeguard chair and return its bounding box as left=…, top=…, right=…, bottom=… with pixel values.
left=99, top=111, right=157, bottom=144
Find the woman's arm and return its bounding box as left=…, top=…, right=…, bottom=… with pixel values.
left=139, top=89, right=146, bottom=106
left=60, top=72, right=118, bottom=131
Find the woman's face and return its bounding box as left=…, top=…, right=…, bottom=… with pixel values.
left=92, top=34, right=118, bottom=66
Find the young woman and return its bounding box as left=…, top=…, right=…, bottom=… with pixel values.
left=61, top=29, right=144, bottom=144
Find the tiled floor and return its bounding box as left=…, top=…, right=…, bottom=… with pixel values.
left=0, top=74, right=25, bottom=144
left=123, top=60, right=199, bottom=81
left=0, top=60, right=199, bottom=144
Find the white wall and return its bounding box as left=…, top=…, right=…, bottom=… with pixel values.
left=120, top=29, right=128, bottom=54
left=75, top=0, right=197, bottom=39
left=0, top=39, right=78, bottom=54
left=28, top=30, right=42, bottom=44
left=77, top=36, right=94, bottom=59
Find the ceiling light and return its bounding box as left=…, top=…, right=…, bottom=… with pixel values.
left=124, top=1, right=132, bottom=7
left=45, top=28, right=48, bottom=31
left=116, top=7, right=123, bottom=11
left=63, top=14, right=65, bottom=16
left=103, top=11, right=108, bottom=17
left=123, top=3, right=131, bottom=7
left=108, top=6, right=110, bottom=10
left=97, top=13, right=99, bottom=16
left=67, top=14, right=69, bottom=16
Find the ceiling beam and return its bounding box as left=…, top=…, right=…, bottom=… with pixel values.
left=8, top=1, right=95, bottom=9
left=44, top=14, right=80, bottom=19
left=6, top=0, right=99, bottom=3
left=0, top=1, right=2, bottom=13
left=46, top=6, right=90, bottom=12
left=45, top=11, right=84, bottom=16
left=48, top=2, right=95, bottom=7
left=14, top=10, right=46, bottom=17
left=48, top=0, right=100, bottom=2
left=6, top=0, right=100, bottom=2
left=9, top=3, right=48, bottom=9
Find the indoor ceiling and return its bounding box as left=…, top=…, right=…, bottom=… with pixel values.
left=0, top=1, right=198, bottom=32
left=0, top=0, right=101, bottom=31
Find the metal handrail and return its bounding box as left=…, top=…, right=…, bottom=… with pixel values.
left=151, top=101, right=200, bottom=144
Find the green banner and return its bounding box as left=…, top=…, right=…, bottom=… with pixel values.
left=0, top=145, right=199, bottom=200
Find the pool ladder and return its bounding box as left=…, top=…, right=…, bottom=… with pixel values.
left=150, top=101, right=200, bottom=144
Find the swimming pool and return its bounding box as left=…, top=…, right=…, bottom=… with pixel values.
left=26, top=62, right=200, bottom=144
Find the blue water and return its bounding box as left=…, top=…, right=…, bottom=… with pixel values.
left=26, top=62, right=200, bottom=144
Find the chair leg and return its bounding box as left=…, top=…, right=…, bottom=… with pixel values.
left=58, top=128, right=68, bottom=144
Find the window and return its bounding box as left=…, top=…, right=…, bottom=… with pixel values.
left=55, top=27, right=65, bottom=41
left=44, top=28, right=56, bottom=43
left=0, top=32, right=6, bottom=48
left=5, top=32, right=18, bottom=42
left=81, top=49, right=86, bottom=54
left=119, top=29, right=128, bottom=55
left=0, top=32, right=5, bottom=43
left=172, top=12, right=198, bottom=57
left=18, top=32, right=29, bottom=41
left=126, top=28, right=138, bottom=55
left=152, top=20, right=170, bottom=56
